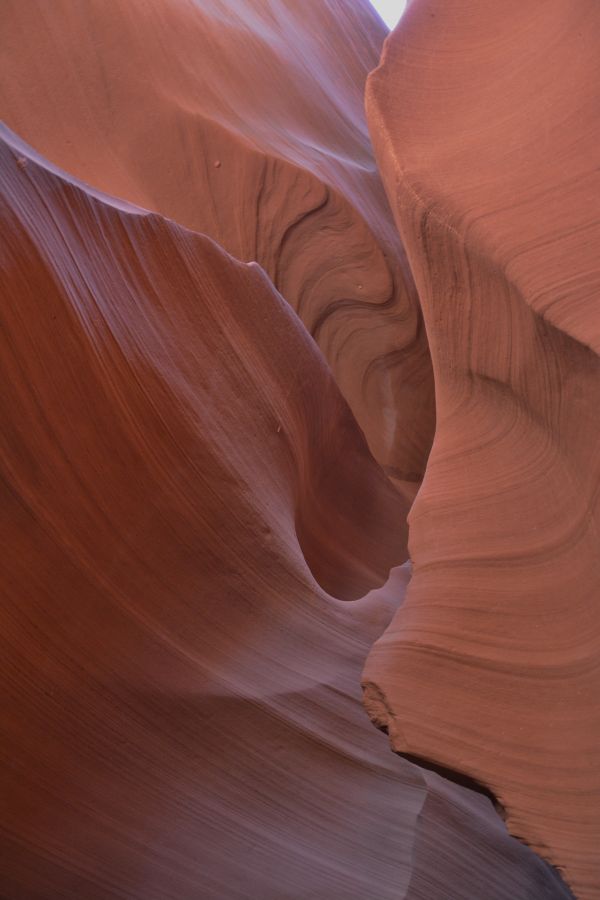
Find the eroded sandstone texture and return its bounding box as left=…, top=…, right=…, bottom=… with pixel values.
left=0, top=0, right=435, bottom=496
left=0, top=0, right=595, bottom=897
left=1, top=126, right=572, bottom=899
left=363, top=2, right=600, bottom=897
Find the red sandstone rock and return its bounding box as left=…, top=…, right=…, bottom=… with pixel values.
left=0, top=124, right=573, bottom=900
left=0, top=123, right=401, bottom=897
left=0, top=0, right=435, bottom=494
left=363, top=2, right=600, bottom=896
left=0, top=0, right=590, bottom=896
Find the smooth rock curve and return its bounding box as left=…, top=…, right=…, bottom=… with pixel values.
left=0, top=124, right=574, bottom=900
left=0, top=0, right=435, bottom=491
left=363, top=2, right=600, bottom=895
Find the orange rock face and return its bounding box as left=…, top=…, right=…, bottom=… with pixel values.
left=0, top=0, right=435, bottom=495
left=0, top=122, right=406, bottom=896
left=1, top=126, right=573, bottom=899
left=0, top=0, right=594, bottom=897
left=363, top=2, right=600, bottom=896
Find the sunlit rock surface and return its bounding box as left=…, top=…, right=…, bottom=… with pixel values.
left=0, top=0, right=592, bottom=897
left=364, top=2, right=600, bottom=896
left=0, top=0, right=435, bottom=493
left=1, top=126, right=573, bottom=898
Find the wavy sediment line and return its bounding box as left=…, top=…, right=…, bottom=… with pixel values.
left=0, top=0, right=591, bottom=896
left=364, top=2, right=600, bottom=896
left=0, top=0, right=435, bottom=485
left=0, top=116, right=574, bottom=898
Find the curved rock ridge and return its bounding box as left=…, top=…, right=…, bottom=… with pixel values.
left=0, top=126, right=573, bottom=899
left=0, top=0, right=435, bottom=491
left=363, top=2, right=600, bottom=896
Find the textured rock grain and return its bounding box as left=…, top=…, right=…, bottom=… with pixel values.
left=0, top=0, right=435, bottom=491
left=0, top=125, right=573, bottom=900
left=363, top=2, right=600, bottom=896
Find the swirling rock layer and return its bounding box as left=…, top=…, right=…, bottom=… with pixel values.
left=0, top=0, right=591, bottom=896
left=0, top=0, right=435, bottom=491
left=0, top=123, right=404, bottom=897
left=0, top=126, right=573, bottom=899
left=364, top=2, right=600, bottom=896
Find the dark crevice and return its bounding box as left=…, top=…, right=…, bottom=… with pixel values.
left=400, top=751, right=507, bottom=820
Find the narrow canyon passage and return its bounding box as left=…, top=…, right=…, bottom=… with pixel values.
left=1, top=1, right=597, bottom=898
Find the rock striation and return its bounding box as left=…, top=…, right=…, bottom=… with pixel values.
left=0, top=0, right=435, bottom=494
left=0, top=126, right=573, bottom=899
left=0, top=0, right=593, bottom=896
left=363, top=2, right=600, bottom=896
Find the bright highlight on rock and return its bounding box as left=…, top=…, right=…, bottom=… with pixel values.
left=0, top=1, right=594, bottom=898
